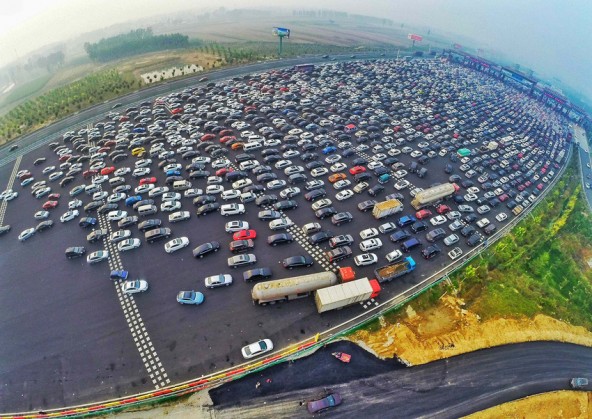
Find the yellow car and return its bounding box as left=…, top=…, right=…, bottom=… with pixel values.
left=132, top=147, right=146, bottom=157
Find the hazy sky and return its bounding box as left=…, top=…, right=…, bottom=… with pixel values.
left=1, top=0, right=590, bottom=100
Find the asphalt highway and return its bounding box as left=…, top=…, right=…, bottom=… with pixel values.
left=0, top=54, right=572, bottom=414
left=211, top=340, right=592, bottom=418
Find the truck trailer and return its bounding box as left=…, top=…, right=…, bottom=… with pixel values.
left=410, top=183, right=456, bottom=210
left=372, top=199, right=404, bottom=219
left=315, top=277, right=381, bottom=313
left=373, top=257, right=416, bottom=283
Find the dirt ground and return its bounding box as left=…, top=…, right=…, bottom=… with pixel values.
left=464, top=391, right=592, bottom=419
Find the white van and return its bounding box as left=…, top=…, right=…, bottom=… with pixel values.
left=138, top=204, right=158, bottom=216
left=243, top=142, right=263, bottom=152
left=173, top=180, right=191, bottom=191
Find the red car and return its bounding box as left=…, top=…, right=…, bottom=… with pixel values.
left=415, top=209, right=432, bottom=220
left=83, top=170, right=98, bottom=179
left=200, top=133, right=216, bottom=142
left=219, top=129, right=234, bottom=137
left=101, top=166, right=115, bottom=175
left=233, top=229, right=257, bottom=241
left=436, top=204, right=451, bottom=214
left=42, top=200, right=59, bottom=210
left=139, top=177, right=157, bottom=185
left=59, top=154, right=72, bottom=162
left=349, top=166, right=366, bottom=175
left=216, top=168, right=233, bottom=177
left=220, top=135, right=236, bottom=144
left=48, top=193, right=61, bottom=200
left=171, top=108, right=183, bottom=114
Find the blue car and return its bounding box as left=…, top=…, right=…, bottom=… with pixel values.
left=132, top=127, right=146, bottom=133
left=78, top=217, right=97, bottom=228
left=397, top=215, right=417, bottom=228
left=177, top=290, right=205, bottom=305
left=110, top=270, right=129, bottom=280
left=125, top=195, right=142, bottom=207
left=322, top=146, right=337, bottom=155
left=166, top=169, right=181, bottom=177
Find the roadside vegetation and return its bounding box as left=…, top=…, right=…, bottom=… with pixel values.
left=358, top=155, right=592, bottom=334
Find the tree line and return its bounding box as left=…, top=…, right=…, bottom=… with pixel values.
left=84, top=28, right=189, bottom=62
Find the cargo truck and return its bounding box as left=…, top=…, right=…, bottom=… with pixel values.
left=315, top=277, right=381, bottom=313
left=373, top=256, right=416, bottom=283
left=410, top=183, right=456, bottom=210
left=372, top=199, right=403, bottom=220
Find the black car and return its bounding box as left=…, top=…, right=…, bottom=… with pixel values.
left=315, top=206, right=337, bottom=220
left=331, top=211, right=353, bottom=226
left=98, top=203, right=118, bottom=214
left=258, top=210, right=282, bottom=221
left=87, top=228, right=108, bottom=243
left=145, top=227, right=172, bottom=243
left=411, top=221, right=428, bottom=233
left=368, top=184, right=384, bottom=197
left=35, top=220, right=54, bottom=232
left=464, top=213, right=478, bottom=223
left=193, top=195, right=216, bottom=206
left=466, top=234, right=483, bottom=247
left=196, top=203, right=220, bottom=216
left=65, top=246, right=86, bottom=259
left=189, top=170, right=210, bottom=179
left=243, top=267, right=273, bottom=282
left=273, top=200, right=298, bottom=211
left=304, top=188, right=326, bottom=201
left=257, top=172, right=277, bottom=183
left=59, top=176, right=75, bottom=187
left=255, top=194, right=278, bottom=206
left=267, top=233, right=294, bottom=246
left=78, top=217, right=97, bottom=228
left=34, top=158, right=47, bottom=166
left=192, top=241, right=220, bottom=258
left=354, top=173, right=372, bottom=183
left=0, top=225, right=11, bottom=235
left=329, top=234, right=354, bottom=248
left=289, top=173, right=307, bottom=184
left=357, top=200, right=377, bottom=213
left=282, top=255, right=314, bottom=269
left=460, top=225, right=477, bottom=237
left=138, top=219, right=162, bottom=232
left=421, top=244, right=441, bottom=260
left=229, top=239, right=255, bottom=254
left=308, top=231, right=335, bottom=245
left=326, top=246, right=353, bottom=263
left=390, top=230, right=411, bottom=243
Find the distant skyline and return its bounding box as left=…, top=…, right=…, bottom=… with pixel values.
left=1, top=0, right=590, bottom=102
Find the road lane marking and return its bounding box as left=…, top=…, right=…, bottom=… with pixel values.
left=0, top=155, right=22, bottom=225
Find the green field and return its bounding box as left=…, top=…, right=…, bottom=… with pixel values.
left=375, top=156, right=592, bottom=331
left=0, top=74, right=52, bottom=109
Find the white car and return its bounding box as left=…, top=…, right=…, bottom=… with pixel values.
left=205, top=184, right=224, bottom=195
left=34, top=210, right=50, bottom=220
left=335, top=189, right=354, bottom=201
left=359, top=238, right=383, bottom=252
left=133, top=167, right=151, bottom=177
left=135, top=183, right=155, bottom=194
left=184, top=188, right=203, bottom=198
left=42, top=166, right=56, bottom=174
left=121, top=279, right=148, bottom=294
left=18, top=228, right=36, bottom=242
left=134, top=159, right=152, bottom=168
left=385, top=249, right=403, bottom=263
left=4, top=191, right=18, bottom=201
left=467, top=186, right=480, bottom=194
left=430, top=215, right=447, bottom=226
left=204, top=274, right=233, bottom=289
left=266, top=179, right=286, bottom=190
left=280, top=187, right=301, bottom=199
left=221, top=189, right=241, bottom=200
left=394, top=179, right=410, bottom=190
left=354, top=253, right=378, bottom=267
left=92, top=175, right=108, bottom=185
left=109, top=229, right=131, bottom=243
left=378, top=222, right=397, bottom=234
left=310, top=167, right=328, bottom=177
left=60, top=209, right=79, bottom=223
left=394, top=170, right=408, bottom=179
left=448, top=247, right=463, bottom=260
left=330, top=162, right=347, bottom=172
left=496, top=213, right=508, bottom=222
left=477, top=205, right=491, bottom=214
left=325, top=154, right=341, bottom=164
left=161, top=192, right=181, bottom=202
left=114, top=167, right=131, bottom=177
left=241, top=339, right=274, bottom=359
left=118, top=238, right=141, bottom=252
left=87, top=250, right=109, bottom=264
left=149, top=186, right=169, bottom=198
left=360, top=227, right=379, bottom=240
left=226, top=220, right=249, bottom=233
left=220, top=203, right=245, bottom=216
left=169, top=211, right=191, bottom=223
left=333, top=179, right=351, bottom=190
left=107, top=192, right=126, bottom=203
left=443, top=234, right=459, bottom=246
left=107, top=210, right=128, bottom=221
left=92, top=191, right=108, bottom=201
left=446, top=211, right=462, bottom=220
left=269, top=217, right=294, bottom=231
left=68, top=199, right=83, bottom=209
left=161, top=201, right=181, bottom=212
left=464, top=193, right=478, bottom=202
left=164, top=237, right=190, bottom=253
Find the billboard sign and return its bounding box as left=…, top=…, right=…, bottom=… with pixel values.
left=407, top=34, right=423, bottom=42
left=273, top=27, right=290, bottom=38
